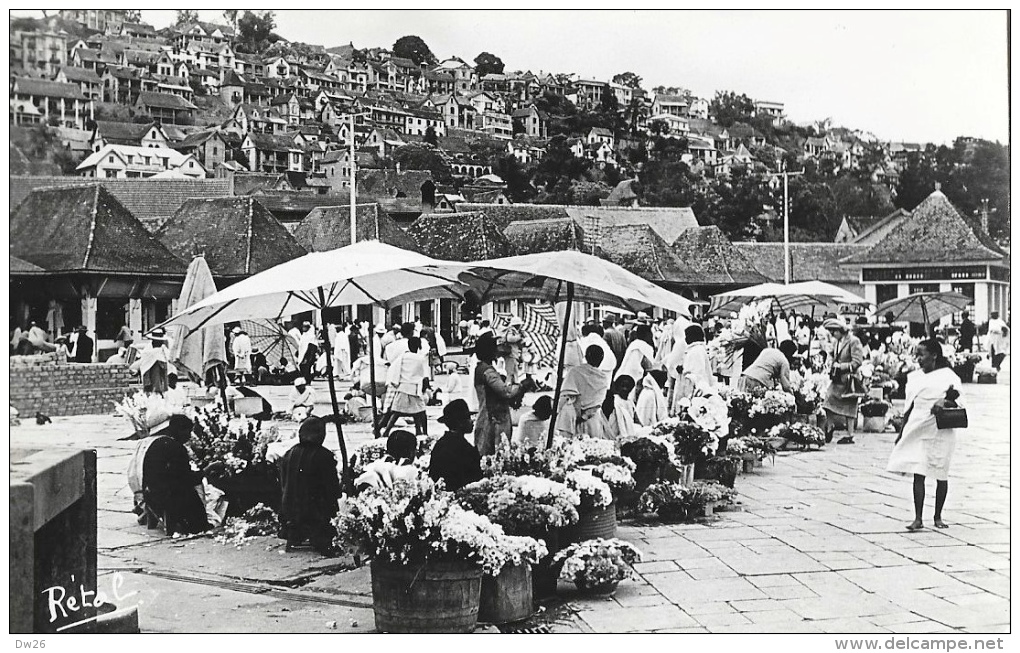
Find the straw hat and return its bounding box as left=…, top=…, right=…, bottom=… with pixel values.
left=822, top=317, right=848, bottom=332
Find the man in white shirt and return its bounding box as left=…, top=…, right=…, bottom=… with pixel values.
left=385, top=322, right=413, bottom=363
left=287, top=377, right=316, bottom=421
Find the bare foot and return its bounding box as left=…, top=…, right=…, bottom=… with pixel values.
left=906, top=520, right=924, bottom=531
left=934, top=519, right=949, bottom=529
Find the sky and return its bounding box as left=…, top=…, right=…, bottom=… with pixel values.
left=20, top=8, right=1010, bottom=145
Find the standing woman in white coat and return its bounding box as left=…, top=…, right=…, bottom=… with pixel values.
left=886, top=338, right=963, bottom=531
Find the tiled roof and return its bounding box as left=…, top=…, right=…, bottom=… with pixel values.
left=245, top=132, right=301, bottom=152
left=357, top=169, right=434, bottom=200
left=222, top=70, right=246, bottom=86
left=408, top=212, right=512, bottom=261
left=293, top=204, right=419, bottom=253
left=670, top=226, right=769, bottom=286
left=58, top=66, right=102, bottom=84
left=841, top=190, right=1006, bottom=265
left=9, top=176, right=232, bottom=226
left=135, top=91, right=197, bottom=110
left=847, top=208, right=911, bottom=245
left=12, top=77, right=86, bottom=100
left=503, top=217, right=585, bottom=254
left=596, top=224, right=699, bottom=284
left=604, top=179, right=638, bottom=204
left=93, top=120, right=159, bottom=144
left=156, top=197, right=306, bottom=278
left=454, top=203, right=699, bottom=244
left=10, top=185, right=187, bottom=275
left=250, top=191, right=348, bottom=222
left=731, top=242, right=866, bottom=283
left=10, top=255, right=46, bottom=274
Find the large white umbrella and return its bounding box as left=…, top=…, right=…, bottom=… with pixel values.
left=708, top=281, right=867, bottom=316
left=458, top=250, right=695, bottom=447
left=874, top=291, right=972, bottom=333
left=156, top=241, right=471, bottom=486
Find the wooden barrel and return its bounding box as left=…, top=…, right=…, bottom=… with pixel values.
left=479, top=563, right=533, bottom=624
left=567, top=499, right=617, bottom=544
left=370, top=559, right=482, bottom=633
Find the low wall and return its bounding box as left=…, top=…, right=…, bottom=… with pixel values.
left=10, top=355, right=139, bottom=417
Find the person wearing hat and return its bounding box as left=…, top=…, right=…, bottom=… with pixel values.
left=130, top=329, right=170, bottom=393
left=429, top=399, right=483, bottom=491
left=73, top=325, right=94, bottom=363
left=278, top=416, right=341, bottom=555
left=141, top=414, right=211, bottom=536
left=473, top=332, right=535, bottom=456
left=288, top=377, right=316, bottom=421
left=822, top=317, right=865, bottom=444
left=53, top=335, right=71, bottom=364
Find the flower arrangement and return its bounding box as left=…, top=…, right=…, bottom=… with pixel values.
left=748, top=390, right=797, bottom=421
left=552, top=538, right=642, bottom=592
left=188, top=405, right=272, bottom=475
left=114, top=390, right=172, bottom=436
left=215, top=503, right=279, bottom=547
left=789, top=370, right=829, bottom=414
left=713, top=300, right=772, bottom=355
left=768, top=421, right=826, bottom=448
left=637, top=480, right=737, bottom=522
left=580, top=462, right=636, bottom=495
left=724, top=437, right=750, bottom=456
left=457, top=475, right=580, bottom=534
left=651, top=418, right=715, bottom=465
left=619, top=436, right=672, bottom=468
left=728, top=434, right=775, bottom=460
left=481, top=440, right=555, bottom=478
left=544, top=438, right=636, bottom=496
left=351, top=436, right=434, bottom=478
left=565, top=469, right=614, bottom=508
left=334, top=476, right=545, bottom=576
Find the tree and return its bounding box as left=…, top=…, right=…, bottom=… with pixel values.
left=423, top=126, right=438, bottom=147
left=612, top=72, right=643, bottom=90
left=474, top=52, right=505, bottom=77
left=174, top=10, right=199, bottom=26
left=391, top=143, right=452, bottom=184
left=710, top=90, right=755, bottom=128
left=223, top=10, right=239, bottom=31
left=236, top=11, right=276, bottom=54
left=393, top=35, right=436, bottom=66
left=492, top=154, right=535, bottom=202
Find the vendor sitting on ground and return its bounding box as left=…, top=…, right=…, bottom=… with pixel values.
left=354, top=430, right=421, bottom=492
left=429, top=399, right=483, bottom=491
left=513, top=395, right=555, bottom=450
left=141, top=414, right=211, bottom=536
left=593, top=374, right=638, bottom=440
left=277, top=416, right=341, bottom=556
left=288, top=377, right=316, bottom=421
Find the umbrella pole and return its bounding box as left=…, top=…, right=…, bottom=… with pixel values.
left=922, top=302, right=931, bottom=338
left=547, top=282, right=574, bottom=449
left=367, top=313, right=379, bottom=436
left=316, top=295, right=350, bottom=490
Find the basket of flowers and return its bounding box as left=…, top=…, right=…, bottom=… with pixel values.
left=563, top=469, right=616, bottom=542
left=457, top=475, right=578, bottom=601
left=214, top=503, right=280, bottom=547
left=114, top=390, right=172, bottom=439
left=619, top=436, right=672, bottom=495
left=651, top=418, right=715, bottom=485
left=767, top=421, right=826, bottom=450
left=552, top=538, right=642, bottom=596
left=948, top=352, right=983, bottom=383
left=189, top=406, right=282, bottom=514
left=334, top=476, right=545, bottom=633
left=481, top=440, right=555, bottom=478
left=859, top=399, right=892, bottom=432
left=789, top=370, right=829, bottom=417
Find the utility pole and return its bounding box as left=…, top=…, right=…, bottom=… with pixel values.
left=344, top=111, right=371, bottom=245
left=768, top=167, right=804, bottom=284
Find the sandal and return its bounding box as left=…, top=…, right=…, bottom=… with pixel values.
left=836, top=436, right=855, bottom=444
left=906, top=521, right=924, bottom=531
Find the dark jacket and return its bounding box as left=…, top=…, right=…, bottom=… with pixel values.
left=428, top=431, right=482, bottom=491
left=74, top=334, right=94, bottom=363
left=959, top=319, right=976, bottom=351
left=278, top=427, right=342, bottom=536
left=143, top=435, right=208, bottom=534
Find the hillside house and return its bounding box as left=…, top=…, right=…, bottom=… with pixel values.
left=134, top=91, right=197, bottom=125
left=242, top=132, right=305, bottom=173
left=77, top=144, right=207, bottom=179
left=54, top=66, right=103, bottom=101
left=512, top=104, right=548, bottom=138
left=10, top=77, right=93, bottom=129
left=89, top=121, right=170, bottom=152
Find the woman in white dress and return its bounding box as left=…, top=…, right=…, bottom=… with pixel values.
left=886, top=338, right=963, bottom=531
left=615, top=324, right=657, bottom=397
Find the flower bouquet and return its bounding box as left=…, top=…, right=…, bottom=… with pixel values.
left=215, top=503, right=280, bottom=547
left=768, top=421, right=826, bottom=449
left=457, top=475, right=580, bottom=535
left=552, top=538, right=642, bottom=595
left=636, top=482, right=695, bottom=522
left=565, top=469, right=613, bottom=509
left=546, top=438, right=636, bottom=497
left=334, top=476, right=545, bottom=576
left=652, top=418, right=716, bottom=466
left=481, top=440, right=555, bottom=479
left=789, top=370, right=829, bottom=415
left=190, top=406, right=280, bottom=513
left=713, top=299, right=772, bottom=355
left=114, top=390, right=172, bottom=437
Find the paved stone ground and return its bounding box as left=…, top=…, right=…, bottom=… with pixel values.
left=10, top=370, right=1010, bottom=634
